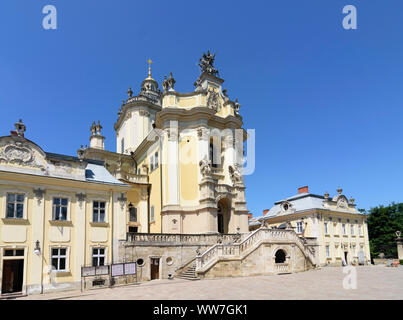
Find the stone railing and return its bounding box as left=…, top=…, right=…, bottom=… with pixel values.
left=275, top=263, right=290, bottom=273
left=126, top=232, right=247, bottom=246
left=115, top=169, right=148, bottom=184
left=196, top=227, right=317, bottom=271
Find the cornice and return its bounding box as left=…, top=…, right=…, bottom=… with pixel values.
left=114, top=101, right=162, bottom=132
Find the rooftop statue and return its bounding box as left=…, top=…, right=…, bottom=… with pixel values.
left=198, top=51, right=219, bottom=76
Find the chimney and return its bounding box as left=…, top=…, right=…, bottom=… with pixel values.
left=248, top=213, right=252, bottom=220
left=263, top=209, right=270, bottom=216
left=298, top=186, right=309, bottom=194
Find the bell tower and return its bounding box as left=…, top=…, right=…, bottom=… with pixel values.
left=114, top=59, right=162, bottom=154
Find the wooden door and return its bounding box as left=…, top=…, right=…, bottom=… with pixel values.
left=150, top=258, right=159, bottom=280
left=2, top=260, right=24, bottom=294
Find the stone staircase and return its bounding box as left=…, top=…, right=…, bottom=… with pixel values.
left=195, top=227, right=318, bottom=277
left=176, top=262, right=200, bottom=281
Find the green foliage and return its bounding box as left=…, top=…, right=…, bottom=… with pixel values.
left=367, top=202, right=403, bottom=259
left=400, top=260, right=403, bottom=265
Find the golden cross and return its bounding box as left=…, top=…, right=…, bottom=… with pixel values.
left=147, top=59, right=153, bottom=78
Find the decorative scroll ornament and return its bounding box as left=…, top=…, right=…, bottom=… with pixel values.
left=0, top=141, right=45, bottom=170
left=117, top=193, right=127, bottom=210
left=337, top=197, right=348, bottom=209
left=33, top=188, right=45, bottom=205
left=207, top=90, right=221, bottom=113
left=76, top=193, right=86, bottom=208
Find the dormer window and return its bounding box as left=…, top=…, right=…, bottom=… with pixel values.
left=281, top=201, right=291, bottom=212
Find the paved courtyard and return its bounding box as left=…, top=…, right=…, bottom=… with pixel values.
left=18, top=265, right=403, bottom=300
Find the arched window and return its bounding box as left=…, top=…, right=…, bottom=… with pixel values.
left=275, top=249, right=286, bottom=263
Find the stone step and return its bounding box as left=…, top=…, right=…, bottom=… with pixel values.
left=176, top=275, right=200, bottom=281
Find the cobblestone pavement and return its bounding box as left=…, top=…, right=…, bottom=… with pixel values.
left=18, top=266, right=403, bottom=300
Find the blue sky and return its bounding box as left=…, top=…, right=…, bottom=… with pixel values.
left=1, top=1, right=402, bottom=216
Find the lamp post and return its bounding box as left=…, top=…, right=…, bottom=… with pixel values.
left=34, top=240, right=41, bottom=255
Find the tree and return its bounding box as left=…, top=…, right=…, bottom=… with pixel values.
left=367, top=202, right=403, bottom=259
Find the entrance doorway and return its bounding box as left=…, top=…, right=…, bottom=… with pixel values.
left=217, top=198, right=230, bottom=234
left=2, top=259, right=24, bottom=294
left=344, top=251, right=348, bottom=264
left=275, top=249, right=286, bottom=263
left=150, top=258, right=159, bottom=280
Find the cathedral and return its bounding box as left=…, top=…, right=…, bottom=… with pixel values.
left=0, top=52, right=322, bottom=295
left=84, top=51, right=249, bottom=236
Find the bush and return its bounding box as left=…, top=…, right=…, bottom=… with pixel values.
left=400, top=260, right=403, bottom=265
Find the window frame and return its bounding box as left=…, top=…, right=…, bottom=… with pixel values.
left=296, top=221, right=303, bottom=234
left=150, top=155, right=154, bottom=172
left=121, top=137, right=125, bottom=154
left=326, top=245, right=330, bottom=258
left=51, top=247, right=68, bottom=272
left=92, top=200, right=107, bottom=223
left=6, top=192, right=25, bottom=219
left=92, top=247, right=106, bottom=267
left=154, top=151, right=159, bottom=169
left=52, top=197, right=69, bottom=221
left=129, top=206, right=137, bottom=222
left=324, top=222, right=328, bottom=235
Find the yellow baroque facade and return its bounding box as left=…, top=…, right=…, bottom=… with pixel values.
left=254, top=186, right=371, bottom=267
left=0, top=123, right=129, bottom=295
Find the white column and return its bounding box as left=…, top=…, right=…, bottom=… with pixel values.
left=113, top=192, right=127, bottom=263
left=74, top=193, right=86, bottom=282
left=28, top=189, right=45, bottom=294
left=167, top=121, right=179, bottom=205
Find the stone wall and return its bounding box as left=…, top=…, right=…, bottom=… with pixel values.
left=198, top=242, right=314, bottom=279
left=119, top=242, right=212, bottom=282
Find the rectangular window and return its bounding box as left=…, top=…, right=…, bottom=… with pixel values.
left=129, top=206, right=137, bottom=222
left=121, top=138, right=125, bottom=154
left=51, top=248, right=67, bottom=271
left=351, top=224, right=354, bottom=235
left=6, top=193, right=24, bottom=219
left=53, top=198, right=68, bottom=221
left=4, top=249, right=24, bottom=256
left=324, top=222, right=328, bottom=234
left=93, top=201, right=106, bottom=223
left=154, top=152, right=159, bottom=169
left=150, top=156, right=154, bottom=171
left=359, top=225, right=362, bottom=236
left=342, top=224, right=346, bottom=235
left=128, top=226, right=138, bottom=233
left=92, top=248, right=105, bottom=267
left=326, top=245, right=330, bottom=257
left=137, top=168, right=141, bottom=175
left=296, top=221, right=303, bottom=234
left=150, top=206, right=155, bottom=222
